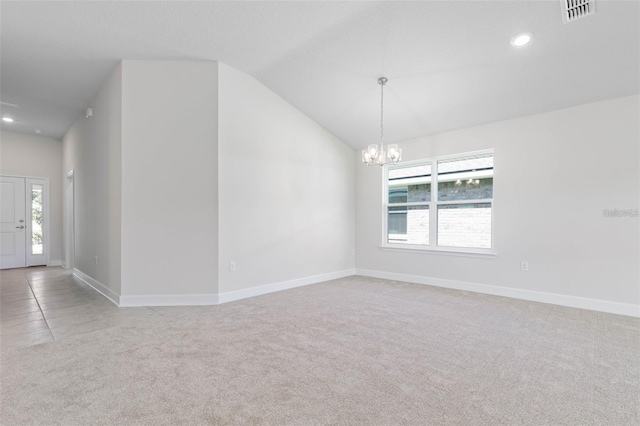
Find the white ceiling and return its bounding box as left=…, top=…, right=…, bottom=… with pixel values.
left=1, top=1, right=638, bottom=149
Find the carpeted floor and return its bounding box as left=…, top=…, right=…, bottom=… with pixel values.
left=1, top=275, right=639, bottom=425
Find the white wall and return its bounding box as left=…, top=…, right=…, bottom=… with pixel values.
left=62, top=64, right=122, bottom=297
left=356, top=95, right=639, bottom=312
left=120, top=60, right=218, bottom=298
left=217, top=63, right=355, bottom=295
left=0, top=130, right=63, bottom=263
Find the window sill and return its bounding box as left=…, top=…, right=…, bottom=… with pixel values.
left=379, top=244, right=497, bottom=258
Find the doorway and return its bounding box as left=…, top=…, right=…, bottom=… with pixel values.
left=0, top=175, right=50, bottom=269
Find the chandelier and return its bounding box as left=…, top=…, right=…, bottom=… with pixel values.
left=362, top=77, right=401, bottom=166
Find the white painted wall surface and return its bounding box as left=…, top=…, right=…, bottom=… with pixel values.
left=62, top=64, right=122, bottom=296
left=0, top=131, right=63, bottom=263
left=356, top=95, right=639, bottom=307
left=217, top=63, right=355, bottom=294
left=120, top=60, right=218, bottom=297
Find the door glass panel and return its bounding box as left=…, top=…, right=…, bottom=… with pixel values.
left=31, top=184, right=43, bottom=255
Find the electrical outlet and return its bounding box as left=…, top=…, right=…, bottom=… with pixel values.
left=229, top=261, right=236, bottom=272
left=95, top=256, right=98, bottom=265
left=520, top=261, right=529, bottom=271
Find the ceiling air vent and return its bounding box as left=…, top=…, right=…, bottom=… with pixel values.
left=562, top=0, right=595, bottom=23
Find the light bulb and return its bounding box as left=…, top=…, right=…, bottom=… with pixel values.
left=368, top=144, right=379, bottom=159
left=510, top=32, right=533, bottom=47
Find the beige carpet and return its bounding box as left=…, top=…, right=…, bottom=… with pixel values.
left=1, top=276, right=639, bottom=425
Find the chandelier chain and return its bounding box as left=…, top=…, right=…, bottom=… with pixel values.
left=380, top=80, right=384, bottom=143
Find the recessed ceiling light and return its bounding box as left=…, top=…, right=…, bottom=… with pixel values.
left=2, top=117, right=14, bottom=123
left=510, top=32, right=533, bottom=47
left=35, top=130, right=42, bottom=134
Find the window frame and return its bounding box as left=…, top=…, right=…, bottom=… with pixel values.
left=381, top=149, right=496, bottom=257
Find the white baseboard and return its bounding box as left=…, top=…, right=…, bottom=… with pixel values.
left=71, top=265, right=636, bottom=317
left=355, top=269, right=640, bottom=318
left=119, top=294, right=218, bottom=307
left=113, top=269, right=355, bottom=307
left=218, top=268, right=356, bottom=304
left=73, top=268, right=120, bottom=306
left=48, top=259, right=62, bottom=266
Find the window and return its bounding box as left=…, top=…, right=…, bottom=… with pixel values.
left=31, top=184, right=44, bottom=255
left=384, top=151, right=494, bottom=253
left=386, top=163, right=431, bottom=245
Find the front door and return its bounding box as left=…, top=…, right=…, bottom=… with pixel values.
left=1, top=176, right=26, bottom=269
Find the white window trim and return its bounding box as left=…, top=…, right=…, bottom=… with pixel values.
left=378, top=244, right=497, bottom=258
left=380, top=150, right=496, bottom=256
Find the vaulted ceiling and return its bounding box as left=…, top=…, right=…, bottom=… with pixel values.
left=1, top=1, right=638, bottom=149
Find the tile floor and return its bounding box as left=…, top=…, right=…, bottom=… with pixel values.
left=1, top=266, right=161, bottom=350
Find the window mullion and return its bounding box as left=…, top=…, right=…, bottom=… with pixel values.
left=437, top=199, right=494, bottom=206
left=430, top=160, right=438, bottom=247
left=388, top=202, right=429, bottom=208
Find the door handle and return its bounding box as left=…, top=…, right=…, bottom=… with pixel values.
left=16, top=225, right=24, bottom=229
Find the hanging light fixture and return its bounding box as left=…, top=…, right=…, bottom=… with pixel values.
left=362, top=77, right=401, bottom=166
